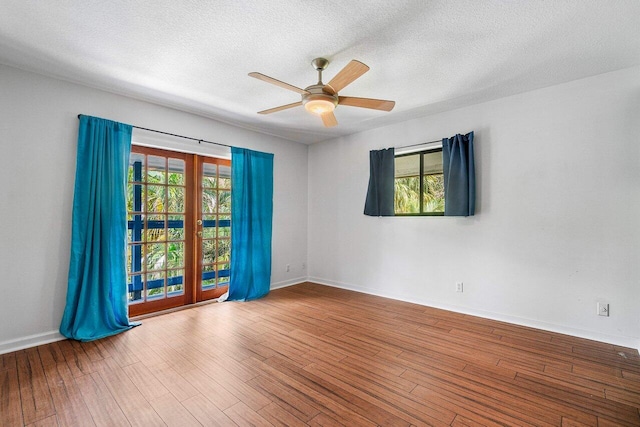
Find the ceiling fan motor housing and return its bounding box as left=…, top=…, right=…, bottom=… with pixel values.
left=302, top=84, right=338, bottom=114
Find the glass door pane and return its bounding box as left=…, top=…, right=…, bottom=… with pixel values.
left=197, top=157, right=231, bottom=301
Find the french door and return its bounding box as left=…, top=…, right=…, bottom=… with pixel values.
left=126, top=146, right=231, bottom=316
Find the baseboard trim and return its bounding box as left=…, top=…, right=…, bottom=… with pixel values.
left=271, top=277, right=308, bottom=290
left=308, top=276, right=640, bottom=352
left=0, top=330, right=66, bottom=355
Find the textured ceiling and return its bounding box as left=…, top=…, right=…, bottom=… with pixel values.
left=1, top=0, right=639, bottom=144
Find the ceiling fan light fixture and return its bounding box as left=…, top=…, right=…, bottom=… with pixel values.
left=302, top=91, right=338, bottom=116
left=304, top=99, right=335, bottom=115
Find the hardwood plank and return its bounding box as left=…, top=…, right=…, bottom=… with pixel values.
left=147, top=362, right=199, bottom=402
left=223, top=401, right=273, bottom=426
left=307, top=412, right=348, bottom=427
left=0, top=367, right=24, bottom=427
left=94, top=357, right=165, bottom=426
left=74, top=373, right=130, bottom=427
left=36, top=344, right=65, bottom=368
left=180, top=367, right=240, bottom=410
left=258, top=401, right=309, bottom=427
left=25, top=414, right=58, bottom=427
left=149, top=393, right=202, bottom=426
left=16, top=349, right=55, bottom=425
left=121, top=362, right=170, bottom=402
left=42, top=362, right=95, bottom=426
left=1, top=352, right=17, bottom=372
left=180, top=394, right=236, bottom=426
left=248, top=374, right=320, bottom=422
left=57, top=340, right=96, bottom=378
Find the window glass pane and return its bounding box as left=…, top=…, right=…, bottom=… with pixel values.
left=218, top=165, right=231, bottom=189
left=127, top=184, right=145, bottom=213
left=168, top=158, right=185, bottom=185
left=146, top=272, right=166, bottom=299
left=146, top=216, right=166, bottom=242
left=202, top=188, right=218, bottom=213
left=202, top=163, right=217, bottom=188
left=423, top=175, right=445, bottom=213
left=202, top=214, right=217, bottom=239
left=128, top=214, right=144, bottom=243
left=147, top=186, right=166, bottom=212
left=146, top=243, right=166, bottom=271
left=202, top=278, right=216, bottom=289
left=395, top=177, right=420, bottom=213
left=147, top=155, right=166, bottom=184
left=202, top=188, right=217, bottom=213
left=217, top=239, right=231, bottom=263
left=218, top=191, right=231, bottom=213
left=167, top=269, right=184, bottom=295
left=127, top=244, right=144, bottom=274
left=129, top=153, right=145, bottom=182
left=168, top=187, right=185, bottom=213
left=217, top=263, right=230, bottom=286
left=128, top=275, right=144, bottom=303
left=422, top=151, right=443, bottom=175
left=218, top=224, right=230, bottom=238
left=203, top=239, right=216, bottom=264
left=395, top=154, right=420, bottom=178
left=167, top=242, right=184, bottom=268
left=167, top=215, right=184, bottom=241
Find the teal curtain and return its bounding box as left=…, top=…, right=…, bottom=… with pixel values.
left=60, top=115, right=135, bottom=341
left=442, top=131, right=475, bottom=216
left=228, top=147, right=274, bottom=301
left=364, top=148, right=395, bottom=216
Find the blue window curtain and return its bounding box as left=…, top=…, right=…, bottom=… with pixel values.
left=364, top=148, right=395, bottom=216
left=228, top=147, right=274, bottom=301
left=442, top=131, right=475, bottom=216
left=59, top=115, right=136, bottom=341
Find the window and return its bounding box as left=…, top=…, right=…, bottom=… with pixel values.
left=394, top=148, right=444, bottom=215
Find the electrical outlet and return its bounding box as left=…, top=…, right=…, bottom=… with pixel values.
left=597, top=302, right=609, bottom=317
left=302, top=262, right=306, bottom=270
left=456, top=282, right=463, bottom=292
left=286, top=264, right=290, bottom=272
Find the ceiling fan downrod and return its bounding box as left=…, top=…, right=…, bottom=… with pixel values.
left=311, top=57, right=329, bottom=85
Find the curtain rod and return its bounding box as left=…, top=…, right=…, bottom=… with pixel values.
left=77, top=114, right=232, bottom=148
left=396, top=139, right=442, bottom=150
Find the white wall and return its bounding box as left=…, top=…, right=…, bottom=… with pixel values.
left=308, top=66, right=640, bottom=349
left=0, top=64, right=308, bottom=352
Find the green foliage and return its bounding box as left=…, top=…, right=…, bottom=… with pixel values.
left=423, top=174, right=445, bottom=212
left=394, top=174, right=445, bottom=214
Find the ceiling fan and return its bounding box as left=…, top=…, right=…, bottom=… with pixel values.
left=249, top=58, right=395, bottom=128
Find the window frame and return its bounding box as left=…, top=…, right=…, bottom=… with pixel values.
left=394, top=147, right=444, bottom=217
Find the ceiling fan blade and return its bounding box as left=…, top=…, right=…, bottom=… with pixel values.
left=248, top=72, right=309, bottom=95
left=257, top=101, right=303, bottom=115
left=338, top=96, right=395, bottom=112
left=326, top=60, right=370, bottom=93
left=321, top=111, right=338, bottom=128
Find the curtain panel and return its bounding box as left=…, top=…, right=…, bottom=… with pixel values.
left=60, top=115, right=135, bottom=341
left=442, top=131, right=475, bottom=216
left=364, top=148, right=395, bottom=216
left=228, top=147, right=274, bottom=301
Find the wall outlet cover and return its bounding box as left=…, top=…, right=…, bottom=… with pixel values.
left=597, top=302, right=609, bottom=317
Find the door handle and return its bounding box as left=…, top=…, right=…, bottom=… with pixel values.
left=197, top=231, right=203, bottom=237
left=197, top=219, right=203, bottom=226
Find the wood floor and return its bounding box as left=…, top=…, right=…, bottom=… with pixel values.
left=2, top=283, right=639, bottom=426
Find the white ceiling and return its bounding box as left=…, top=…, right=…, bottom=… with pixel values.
left=1, top=1, right=639, bottom=144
